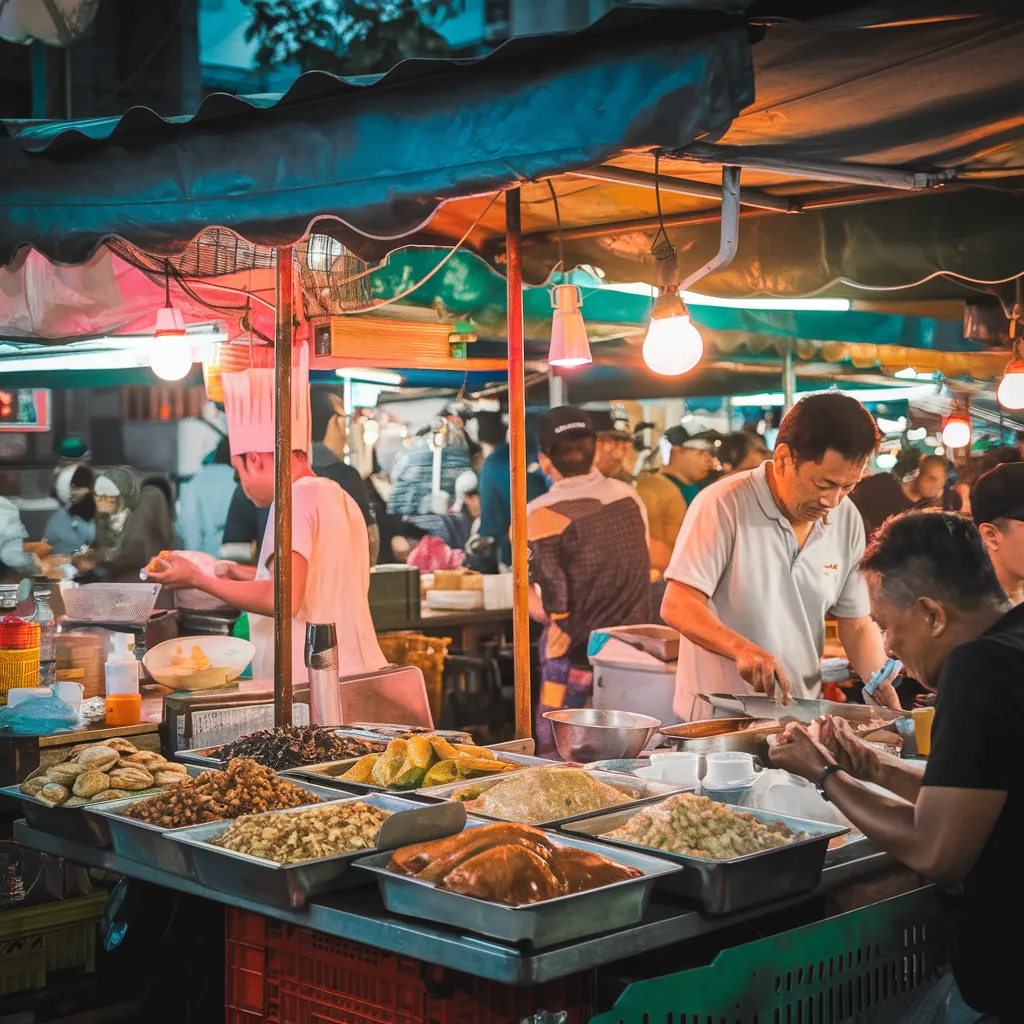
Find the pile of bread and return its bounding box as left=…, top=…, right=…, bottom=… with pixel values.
left=18, top=738, right=187, bottom=807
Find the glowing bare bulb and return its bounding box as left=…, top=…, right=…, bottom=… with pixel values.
left=997, top=359, right=1024, bottom=410
left=643, top=290, right=703, bottom=376
left=941, top=416, right=971, bottom=450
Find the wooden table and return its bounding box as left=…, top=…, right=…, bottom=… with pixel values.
left=379, top=606, right=513, bottom=654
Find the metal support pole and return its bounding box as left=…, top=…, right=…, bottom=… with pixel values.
left=782, top=341, right=796, bottom=413
left=548, top=372, right=565, bottom=409
left=506, top=189, right=532, bottom=741
left=274, top=246, right=294, bottom=728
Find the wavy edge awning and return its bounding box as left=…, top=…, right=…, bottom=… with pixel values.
left=0, top=7, right=754, bottom=269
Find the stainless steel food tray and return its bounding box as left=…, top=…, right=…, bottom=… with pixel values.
left=170, top=792, right=466, bottom=909
left=85, top=780, right=343, bottom=880
left=355, top=826, right=679, bottom=947
left=281, top=751, right=555, bottom=796
left=698, top=693, right=909, bottom=730
left=173, top=729, right=391, bottom=770
left=561, top=801, right=848, bottom=914
left=418, top=767, right=687, bottom=828
left=0, top=765, right=206, bottom=848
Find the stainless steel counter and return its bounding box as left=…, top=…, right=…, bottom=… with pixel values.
left=14, top=821, right=895, bottom=985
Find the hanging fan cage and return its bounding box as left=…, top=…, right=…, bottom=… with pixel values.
left=295, top=234, right=373, bottom=317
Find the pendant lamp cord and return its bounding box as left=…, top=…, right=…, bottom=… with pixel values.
left=650, top=152, right=676, bottom=262
left=164, top=260, right=172, bottom=308
left=546, top=180, right=566, bottom=278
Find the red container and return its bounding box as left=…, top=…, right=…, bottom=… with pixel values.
left=0, top=617, right=40, bottom=650
left=225, top=909, right=595, bottom=1024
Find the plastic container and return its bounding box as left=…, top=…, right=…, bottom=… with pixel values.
left=636, top=751, right=701, bottom=787
left=703, top=751, right=758, bottom=787
left=588, top=632, right=679, bottom=733
left=224, top=908, right=595, bottom=1024
left=0, top=616, right=40, bottom=703
left=30, top=584, right=57, bottom=686
left=911, top=706, right=934, bottom=756
left=0, top=891, right=106, bottom=995
left=105, top=633, right=140, bottom=726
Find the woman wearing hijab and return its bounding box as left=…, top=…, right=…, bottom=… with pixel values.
left=78, top=467, right=175, bottom=582
left=44, top=464, right=96, bottom=555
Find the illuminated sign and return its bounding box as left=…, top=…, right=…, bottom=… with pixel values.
left=0, top=389, right=50, bottom=432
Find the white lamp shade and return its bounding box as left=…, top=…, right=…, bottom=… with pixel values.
left=997, top=361, right=1024, bottom=410
left=643, top=314, right=703, bottom=376
left=154, top=305, right=186, bottom=337
left=548, top=284, right=592, bottom=367
left=941, top=416, right=971, bottom=449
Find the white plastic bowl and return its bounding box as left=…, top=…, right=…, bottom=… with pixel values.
left=142, top=635, right=254, bottom=691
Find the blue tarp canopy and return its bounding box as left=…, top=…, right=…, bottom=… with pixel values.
left=0, top=7, right=753, bottom=268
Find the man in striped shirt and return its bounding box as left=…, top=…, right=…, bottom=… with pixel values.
left=527, top=407, right=651, bottom=756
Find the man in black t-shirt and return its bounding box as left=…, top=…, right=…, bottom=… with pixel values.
left=770, top=510, right=1023, bottom=1019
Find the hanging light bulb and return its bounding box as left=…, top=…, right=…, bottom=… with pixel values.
left=941, top=401, right=972, bottom=450
left=998, top=359, right=1024, bottom=410
left=149, top=263, right=193, bottom=381
left=643, top=284, right=703, bottom=376
left=548, top=284, right=592, bottom=367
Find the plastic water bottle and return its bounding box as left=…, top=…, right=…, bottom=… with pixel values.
left=31, top=582, right=57, bottom=687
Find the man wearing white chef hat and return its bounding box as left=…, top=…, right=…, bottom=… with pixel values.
left=149, top=345, right=386, bottom=682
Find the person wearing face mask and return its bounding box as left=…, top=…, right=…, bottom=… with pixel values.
left=769, top=511, right=1024, bottom=1021
left=661, top=393, right=900, bottom=721
left=636, top=425, right=720, bottom=574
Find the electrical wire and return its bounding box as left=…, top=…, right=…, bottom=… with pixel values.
left=546, top=180, right=565, bottom=276
left=339, top=192, right=500, bottom=314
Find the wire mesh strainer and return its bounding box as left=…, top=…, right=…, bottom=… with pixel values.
left=59, top=583, right=161, bottom=624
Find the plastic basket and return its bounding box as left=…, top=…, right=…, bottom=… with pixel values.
left=59, top=582, right=161, bottom=624
left=0, top=648, right=41, bottom=704
left=377, top=632, right=451, bottom=725
left=0, top=892, right=107, bottom=996
left=225, top=908, right=594, bottom=1024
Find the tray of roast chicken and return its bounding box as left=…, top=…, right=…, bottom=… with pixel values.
left=156, top=728, right=848, bottom=944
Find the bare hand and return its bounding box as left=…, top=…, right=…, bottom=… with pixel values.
left=25, top=540, right=52, bottom=558
left=145, top=552, right=200, bottom=590
left=736, top=644, right=792, bottom=704
left=768, top=722, right=833, bottom=782
left=214, top=560, right=247, bottom=581
left=819, top=715, right=881, bottom=784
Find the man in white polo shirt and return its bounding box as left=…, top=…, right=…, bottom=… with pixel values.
left=662, top=392, right=900, bottom=721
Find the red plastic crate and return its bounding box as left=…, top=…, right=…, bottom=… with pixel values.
left=225, top=908, right=595, bottom=1024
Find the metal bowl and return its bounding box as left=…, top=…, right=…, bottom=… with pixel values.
left=543, top=709, right=661, bottom=762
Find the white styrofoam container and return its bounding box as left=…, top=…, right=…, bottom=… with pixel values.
left=482, top=573, right=513, bottom=610
left=589, top=636, right=680, bottom=732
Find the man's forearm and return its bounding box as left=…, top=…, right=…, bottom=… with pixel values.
left=836, top=616, right=887, bottom=683
left=662, top=585, right=751, bottom=662
left=194, top=574, right=275, bottom=617
left=822, top=771, right=931, bottom=872
left=872, top=755, right=925, bottom=803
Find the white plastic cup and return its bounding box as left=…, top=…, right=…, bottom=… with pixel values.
left=636, top=751, right=700, bottom=787
left=703, top=751, right=757, bottom=787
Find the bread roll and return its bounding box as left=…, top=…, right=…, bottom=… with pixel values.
left=39, top=783, right=70, bottom=806
left=73, top=770, right=111, bottom=798
left=78, top=746, right=119, bottom=772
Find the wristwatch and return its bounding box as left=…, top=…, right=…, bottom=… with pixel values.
left=816, top=764, right=843, bottom=801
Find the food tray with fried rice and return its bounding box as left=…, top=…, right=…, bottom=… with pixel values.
left=418, top=766, right=688, bottom=828
left=85, top=760, right=345, bottom=879
left=168, top=792, right=468, bottom=908
left=560, top=793, right=848, bottom=914
left=280, top=734, right=552, bottom=795
left=0, top=738, right=196, bottom=846
left=355, top=819, right=680, bottom=947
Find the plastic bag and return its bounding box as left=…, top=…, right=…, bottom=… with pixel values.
left=407, top=535, right=464, bottom=572
left=0, top=690, right=77, bottom=735
left=742, top=768, right=851, bottom=826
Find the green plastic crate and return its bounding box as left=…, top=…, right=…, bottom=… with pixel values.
left=590, top=887, right=954, bottom=1024
left=0, top=891, right=107, bottom=995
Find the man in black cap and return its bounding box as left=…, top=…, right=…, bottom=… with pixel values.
left=528, top=407, right=651, bottom=756
left=972, top=461, right=1024, bottom=606
left=636, top=424, right=720, bottom=573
